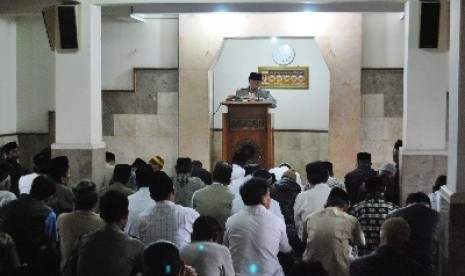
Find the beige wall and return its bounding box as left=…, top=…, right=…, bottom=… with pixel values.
left=179, top=13, right=362, bottom=177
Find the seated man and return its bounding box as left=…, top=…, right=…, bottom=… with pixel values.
left=137, top=171, right=200, bottom=247
left=180, top=216, right=234, bottom=276
left=349, top=176, right=398, bottom=256
left=387, top=192, right=440, bottom=276
left=228, top=72, right=277, bottom=107
left=57, top=180, right=104, bottom=270
left=224, top=177, right=291, bottom=275
left=350, top=217, right=427, bottom=276
left=192, top=162, right=234, bottom=233
left=75, top=190, right=144, bottom=276
left=302, top=188, right=365, bottom=276
left=3, top=175, right=59, bottom=275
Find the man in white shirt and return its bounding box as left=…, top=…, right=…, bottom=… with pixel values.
left=125, top=164, right=156, bottom=236
left=180, top=216, right=235, bottom=276
left=224, top=177, right=292, bottom=276
left=18, top=149, right=50, bottom=195
left=294, top=161, right=332, bottom=239
left=136, top=171, right=199, bottom=248
left=231, top=169, right=284, bottom=220
left=269, top=162, right=303, bottom=188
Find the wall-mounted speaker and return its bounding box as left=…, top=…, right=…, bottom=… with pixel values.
left=419, top=1, right=440, bottom=49
left=42, top=4, right=80, bottom=52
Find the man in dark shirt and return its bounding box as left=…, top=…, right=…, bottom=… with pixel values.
left=350, top=217, right=426, bottom=276
left=76, top=190, right=144, bottom=276
left=387, top=192, right=440, bottom=276
left=3, top=175, right=59, bottom=276
left=344, top=152, right=377, bottom=205
left=2, top=141, right=28, bottom=196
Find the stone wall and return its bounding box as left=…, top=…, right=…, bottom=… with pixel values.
left=361, top=69, right=403, bottom=170
left=102, top=68, right=179, bottom=176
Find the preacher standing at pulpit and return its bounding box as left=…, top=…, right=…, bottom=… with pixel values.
left=227, top=72, right=277, bottom=108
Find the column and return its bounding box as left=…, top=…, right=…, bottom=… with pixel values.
left=52, top=0, right=105, bottom=186
left=401, top=0, right=449, bottom=202
left=440, top=0, right=465, bottom=274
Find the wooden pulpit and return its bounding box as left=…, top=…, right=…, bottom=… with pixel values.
left=221, top=101, right=274, bottom=169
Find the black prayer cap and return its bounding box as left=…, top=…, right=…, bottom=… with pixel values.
left=249, top=72, right=262, bottom=81
left=356, top=152, right=371, bottom=161
left=2, top=142, right=18, bottom=153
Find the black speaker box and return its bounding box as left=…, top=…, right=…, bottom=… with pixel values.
left=42, top=4, right=80, bottom=51
left=57, top=5, right=78, bottom=49
left=419, top=1, right=440, bottom=49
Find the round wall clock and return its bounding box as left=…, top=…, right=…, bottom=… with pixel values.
left=272, top=44, right=295, bottom=65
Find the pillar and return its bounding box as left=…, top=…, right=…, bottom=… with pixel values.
left=52, top=1, right=105, bottom=187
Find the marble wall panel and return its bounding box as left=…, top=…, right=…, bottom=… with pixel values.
left=114, top=114, right=136, bottom=137
left=361, top=118, right=385, bottom=141
left=102, top=69, right=180, bottom=174
left=362, top=69, right=403, bottom=117
left=158, top=70, right=179, bottom=92
left=158, top=92, right=179, bottom=115
left=135, top=93, right=158, bottom=114
left=135, top=115, right=159, bottom=138
left=102, top=113, right=114, bottom=136
left=362, top=94, right=384, bottom=118
left=384, top=91, right=403, bottom=117
left=102, top=91, right=136, bottom=114
left=157, top=115, right=179, bottom=138
left=103, top=136, right=137, bottom=165
left=136, top=69, right=159, bottom=94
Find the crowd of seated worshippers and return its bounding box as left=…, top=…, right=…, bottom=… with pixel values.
left=0, top=141, right=441, bottom=276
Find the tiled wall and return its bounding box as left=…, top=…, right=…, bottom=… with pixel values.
left=361, top=69, right=403, bottom=170
left=102, top=69, right=179, bottom=176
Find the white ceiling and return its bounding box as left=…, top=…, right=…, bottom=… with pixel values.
left=1, top=0, right=405, bottom=16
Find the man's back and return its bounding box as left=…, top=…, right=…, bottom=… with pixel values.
left=350, top=246, right=426, bottom=276
left=180, top=241, right=235, bottom=276
left=344, top=166, right=376, bottom=205
left=3, top=196, right=54, bottom=265
left=224, top=205, right=291, bottom=276
left=193, top=183, right=234, bottom=230
left=76, top=224, right=144, bottom=276
left=387, top=204, right=440, bottom=275
left=137, top=200, right=199, bottom=247
left=302, top=207, right=365, bottom=276
left=349, top=195, right=397, bottom=255
left=172, top=176, right=205, bottom=207
left=293, top=184, right=331, bottom=238
left=57, top=211, right=105, bottom=269
left=125, top=187, right=155, bottom=236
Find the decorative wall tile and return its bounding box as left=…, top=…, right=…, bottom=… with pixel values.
left=114, top=114, right=136, bottom=137
left=362, top=94, right=384, bottom=118
left=157, top=115, right=179, bottom=138
left=136, top=69, right=159, bottom=94
left=361, top=118, right=385, bottom=141
left=135, top=93, right=158, bottom=114
left=135, top=115, right=158, bottom=137
left=102, top=92, right=136, bottom=114
left=158, top=92, right=179, bottom=115
left=384, top=90, right=403, bottom=117
left=158, top=70, right=179, bottom=92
